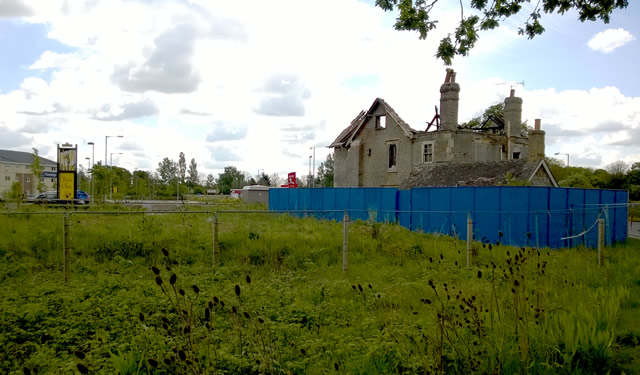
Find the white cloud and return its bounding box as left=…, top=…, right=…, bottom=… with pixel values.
left=1, top=0, right=638, bottom=177
left=588, top=28, right=635, bottom=53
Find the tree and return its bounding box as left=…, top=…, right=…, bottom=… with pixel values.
left=178, top=152, right=187, bottom=184
left=205, top=174, right=216, bottom=189
left=315, top=153, right=335, bottom=187
left=187, top=158, right=198, bottom=189
left=257, top=172, right=271, bottom=186
left=375, top=0, right=629, bottom=65
left=217, top=166, right=245, bottom=195
left=30, top=148, right=46, bottom=193
left=606, top=160, right=627, bottom=189
left=157, top=157, right=178, bottom=185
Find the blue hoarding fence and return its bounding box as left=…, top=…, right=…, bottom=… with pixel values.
left=269, top=187, right=628, bottom=249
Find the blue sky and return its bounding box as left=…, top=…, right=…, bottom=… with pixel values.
left=0, top=0, right=638, bottom=180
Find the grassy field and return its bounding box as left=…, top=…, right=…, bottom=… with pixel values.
left=0, top=204, right=639, bottom=374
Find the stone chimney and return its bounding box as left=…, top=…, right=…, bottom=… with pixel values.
left=504, top=89, right=522, bottom=137
left=528, top=118, right=546, bottom=162
left=439, top=68, right=460, bottom=131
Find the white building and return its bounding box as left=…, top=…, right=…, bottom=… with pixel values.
left=0, top=149, right=57, bottom=196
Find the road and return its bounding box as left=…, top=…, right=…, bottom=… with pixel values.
left=629, top=221, right=640, bottom=240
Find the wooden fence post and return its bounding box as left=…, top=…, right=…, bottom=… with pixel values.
left=212, top=213, right=219, bottom=268
left=63, top=213, right=71, bottom=283
left=343, top=210, right=349, bottom=272
left=466, top=212, right=472, bottom=269
left=598, top=218, right=604, bottom=266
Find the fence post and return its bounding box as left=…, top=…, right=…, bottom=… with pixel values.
left=466, top=212, right=472, bottom=269
left=598, top=218, right=604, bottom=266
left=63, top=213, right=71, bottom=283
left=212, top=213, right=219, bottom=268
left=343, top=210, right=349, bottom=272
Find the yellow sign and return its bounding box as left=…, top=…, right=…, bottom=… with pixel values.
left=59, top=173, right=75, bottom=200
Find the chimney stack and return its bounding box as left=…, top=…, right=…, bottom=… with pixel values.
left=528, top=118, right=546, bottom=162
left=439, top=68, right=460, bottom=131
left=504, top=89, right=522, bottom=137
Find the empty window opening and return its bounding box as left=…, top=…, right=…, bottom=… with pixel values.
left=388, top=144, right=397, bottom=169
left=368, top=148, right=372, bottom=157
left=376, top=115, right=386, bottom=129
left=512, top=152, right=520, bottom=160
left=423, top=142, right=434, bottom=163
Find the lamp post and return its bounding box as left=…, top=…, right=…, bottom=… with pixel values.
left=110, top=152, right=122, bottom=200
left=87, top=142, right=94, bottom=203
left=308, top=155, right=312, bottom=187
left=555, top=152, right=570, bottom=167
left=310, top=146, right=315, bottom=188
left=85, top=157, right=91, bottom=193
left=105, top=135, right=123, bottom=166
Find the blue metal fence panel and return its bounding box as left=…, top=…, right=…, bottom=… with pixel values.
left=567, top=189, right=586, bottom=248
left=380, top=188, right=398, bottom=223
left=398, top=190, right=412, bottom=228
left=428, top=188, right=452, bottom=236
left=528, top=187, right=549, bottom=248
left=411, top=189, right=430, bottom=232
left=614, top=190, right=628, bottom=243
left=451, top=187, right=475, bottom=241
left=349, top=189, right=367, bottom=221
left=474, top=188, right=500, bottom=244
left=322, top=188, right=337, bottom=221
left=548, top=188, right=569, bottom=248
left=500, top=187, right=529, bottom=247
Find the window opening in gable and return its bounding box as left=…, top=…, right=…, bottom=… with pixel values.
left=423, top=142, right=434, bottom=163
left=376, top=115, right=386, bottom=129
left=512, top=152, right=520, bottom=160
left=388, top=144, right=397, bottom=169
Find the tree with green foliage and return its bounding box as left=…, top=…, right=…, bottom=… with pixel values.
left=315, top=153, right=335, bottom=187
left=157, top=157, right=178, bottom=185
left=29, top=148, right=46, bottom=193
left=217, top=166, right=245, bottom=195
left=375, top=0, right=629, bottom=65
left=205, top=174, right=216, bottom=190
left=178, top=152, right=187, bottom=184
left=187, top=158, right=198, bottom=190
left=257, top=172, right=271, bottom=186
left=3, top=181, right=23, bottom=204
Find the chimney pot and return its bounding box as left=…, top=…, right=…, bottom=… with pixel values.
left=510, top=89, right=515, bottom=97
left=534, top=119, right=541, bottom=131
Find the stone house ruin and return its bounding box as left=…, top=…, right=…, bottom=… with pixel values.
left=329, top=69, right=557, bottom=188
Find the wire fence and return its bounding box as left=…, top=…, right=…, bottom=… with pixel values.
left=1, top=202, right=634, bottom=283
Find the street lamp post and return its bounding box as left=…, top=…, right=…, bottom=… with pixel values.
left=110, top=152, right=122, bottom=200
left=87, top=142, right=95, bottom=203
left=85, top=157, right=91, bottom=193
left=555, top=152, right=570, bottom=167
left=310, top=147, right=315, bottom=188
left=105, top=135, right=123, bottom=166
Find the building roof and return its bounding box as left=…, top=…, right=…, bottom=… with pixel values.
left=0, top=149, right=56, bottom=166
left=329, top=98, right=416, bottom=148
left=399, top=159, right=558, bottom=189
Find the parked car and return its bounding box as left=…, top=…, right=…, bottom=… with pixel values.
left=76, top=190, right=90, bottom=204
left=33, top=191, right=85, bottom=205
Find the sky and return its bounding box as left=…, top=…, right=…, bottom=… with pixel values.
left=1, top=0, right=639, bottom=182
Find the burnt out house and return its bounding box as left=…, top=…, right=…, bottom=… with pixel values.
left=329, top=69, right=557, bottom=188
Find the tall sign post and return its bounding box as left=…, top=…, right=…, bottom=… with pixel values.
left=57, top=143, right=78, bottom=201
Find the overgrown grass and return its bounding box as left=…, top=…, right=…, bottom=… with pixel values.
left=0, top=205, right=639, bottom=374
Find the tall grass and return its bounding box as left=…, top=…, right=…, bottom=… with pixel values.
left=0, top=205, right=639, bottom=373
